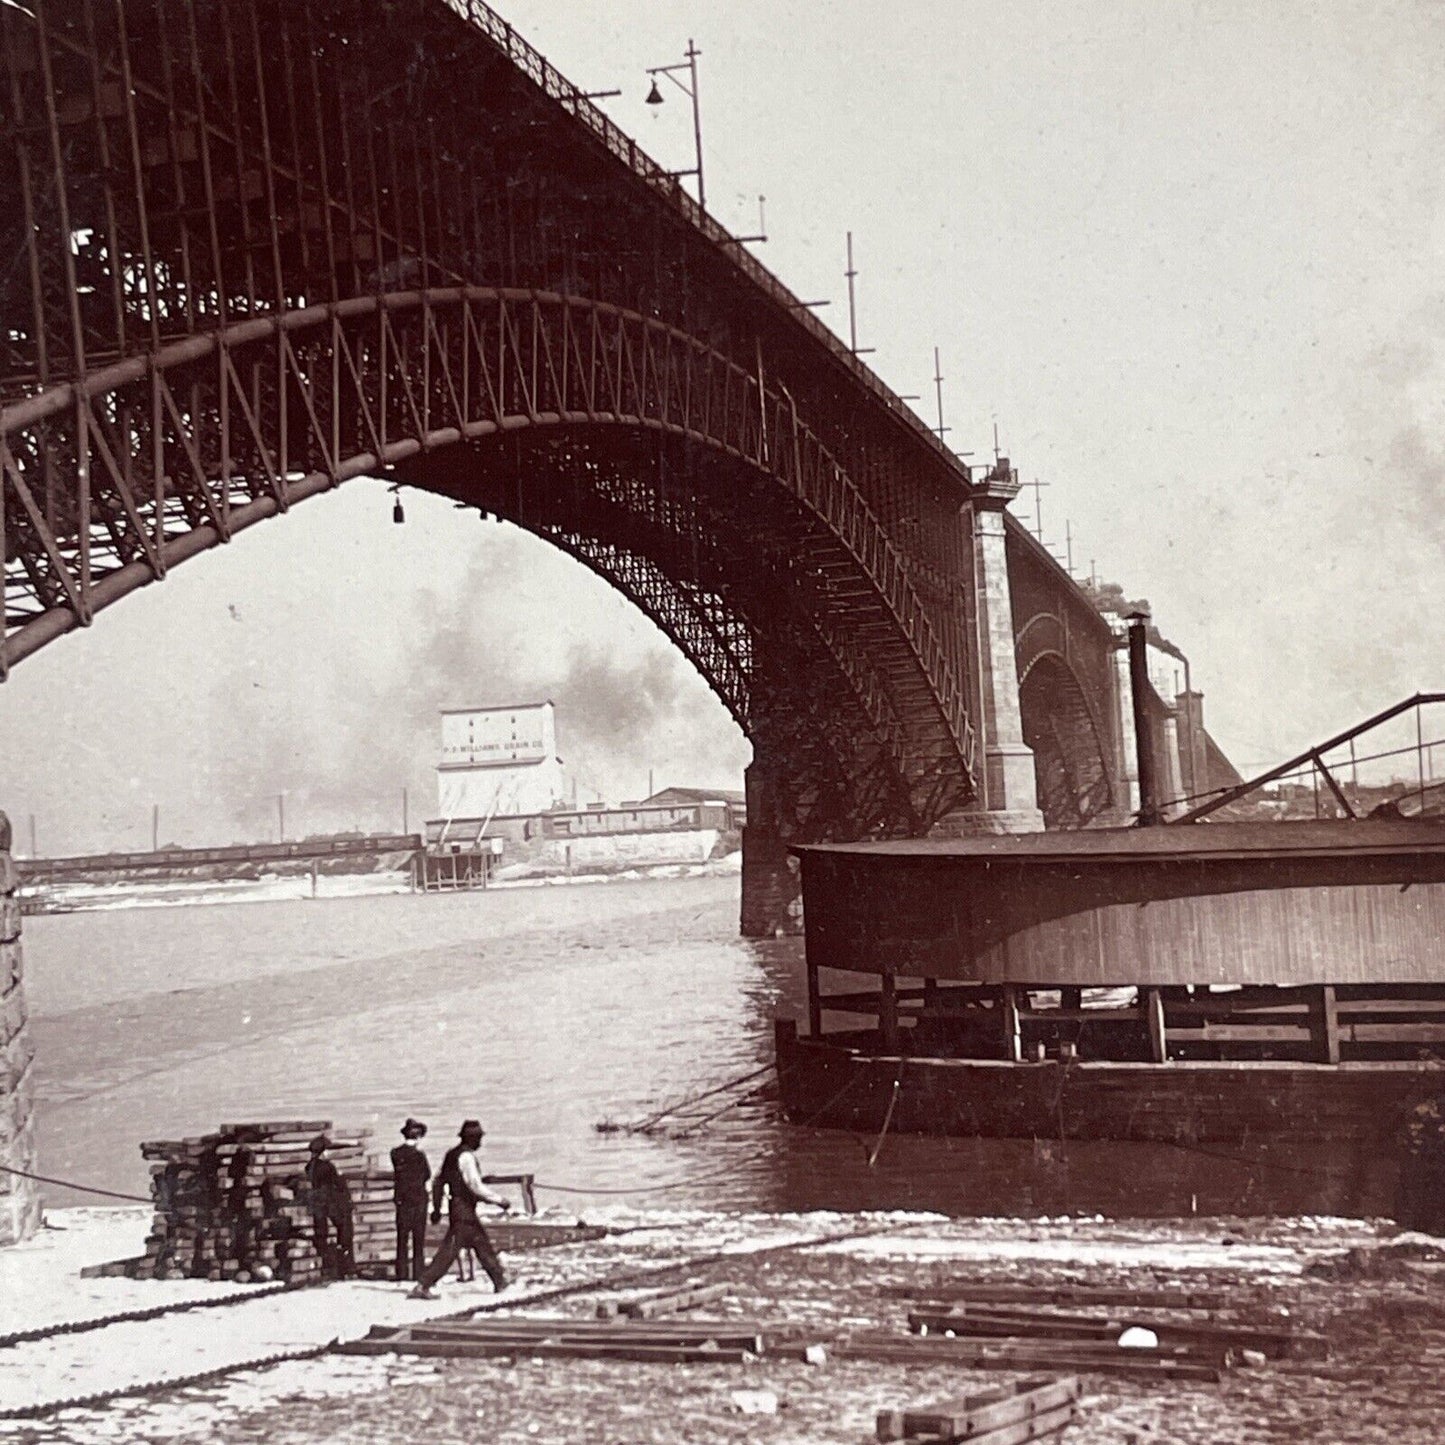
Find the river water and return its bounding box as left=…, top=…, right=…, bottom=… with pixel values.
left=21, top=875, right=1370, bottom=1219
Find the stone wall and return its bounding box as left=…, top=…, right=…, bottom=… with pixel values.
left=0, top=811, right=39, bottom=1245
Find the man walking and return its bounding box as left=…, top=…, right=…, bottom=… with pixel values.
left=390, top=1118, right=432, bottom=1282
left=408, top=1119, right=511, bottom=1298
left=305, top=1134, right=356, bottom=1279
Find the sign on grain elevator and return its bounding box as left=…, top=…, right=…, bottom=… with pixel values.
left=436, top=702, right=564, bottom=821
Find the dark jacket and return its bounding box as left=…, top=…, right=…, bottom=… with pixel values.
left=390, top=1143, right=431, bottom=1204
left=305, top=1155, right=351, bottom=1212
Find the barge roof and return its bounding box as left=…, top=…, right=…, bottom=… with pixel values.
left=792, top=818, right=1445, bottom=864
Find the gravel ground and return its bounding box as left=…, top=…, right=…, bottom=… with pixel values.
left=3, top=1210, right=1444, bottom=1443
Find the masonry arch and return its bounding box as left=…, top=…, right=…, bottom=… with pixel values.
left=1018, top=651, right=1116, bottom=828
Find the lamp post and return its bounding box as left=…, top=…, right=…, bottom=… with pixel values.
left=646, top=39, right=705, bottom=211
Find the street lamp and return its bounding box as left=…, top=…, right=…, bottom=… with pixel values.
left=646, top=39, right=705, bottom=211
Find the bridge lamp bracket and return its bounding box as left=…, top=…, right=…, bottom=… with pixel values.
left=645, top=40, right=705, bottom=210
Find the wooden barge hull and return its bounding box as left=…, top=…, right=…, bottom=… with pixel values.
left=774, top=1022, right=1434, bottom=1214
left=775, top=1023, right=1432, bottom=1144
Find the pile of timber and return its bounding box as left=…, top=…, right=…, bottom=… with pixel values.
left=136, top=1119, right=368, bottom=1283
left=347, top=1169, right=402, bottom=1274
left=877, top=1376, right=1082, bottom=1445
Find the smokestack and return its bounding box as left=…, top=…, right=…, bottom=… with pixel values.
left=1128, top=611, right=1161, bottom=826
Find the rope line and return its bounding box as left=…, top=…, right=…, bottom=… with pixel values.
left=867, top=1066, right=904, bottom=1169
left=0, top=1161, right=152, bottom=1203
left=617, top=1062, right=776, bottom=1134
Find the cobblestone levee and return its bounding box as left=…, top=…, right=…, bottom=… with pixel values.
left=2, top=1214, right=1443, bottom=1443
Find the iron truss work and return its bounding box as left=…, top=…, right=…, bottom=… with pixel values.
left=1, top=289, right=975, bottom=831
left=0, top=0, right=1012, bottom=837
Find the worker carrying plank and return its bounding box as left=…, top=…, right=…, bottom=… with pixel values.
left=408, top=1118, right=511, bottom=1298
left=391, top=1118, right=432, bottom=1282
left=306, top=1134, right=357, bottom=1279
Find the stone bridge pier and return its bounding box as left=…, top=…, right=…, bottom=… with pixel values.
left=0, top=812, right=38, bottom=1244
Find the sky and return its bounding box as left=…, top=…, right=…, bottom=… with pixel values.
left=1, top=0, right=1442, bottom=853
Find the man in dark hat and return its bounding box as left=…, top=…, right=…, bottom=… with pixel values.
left=305, top=1134, right=355, bottom=1279
left=390, top=1118, right=432, bottom=1282
left=409, top=1119, right=511, bottom=1298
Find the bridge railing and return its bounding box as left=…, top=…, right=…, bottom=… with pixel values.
left=437, top=0, right=971, bottom=492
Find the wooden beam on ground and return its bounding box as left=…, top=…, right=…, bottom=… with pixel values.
left=411, top=1320, right=766, bottom=1350
left=834, top=1334, right=1222, bottom=1381
left=908, top=1306, right=1311, bottom=1359
left=882, top=1283, right=1230, bottom=1311
left=877, top=1376, right=1080, bottom=1442
left=618, top=1282, right=734, bottom=1319
left=337, top=1333, right=756, bottom=1364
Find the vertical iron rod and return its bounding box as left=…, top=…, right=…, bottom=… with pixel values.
left=686, top=39, right=704, bottom=211
left=845, top=232, right=858, bottom=353
left=1417, top=700, right=1427, bottom=809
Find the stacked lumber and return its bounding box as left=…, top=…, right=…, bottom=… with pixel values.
left=339, top=1316, right=769, bottom=1364
left=136, top=1119, right=369, bottom=1283
left=877, top=1376, right=1082, bottom=1445
left=345, top=1169, right=400, bottom=1273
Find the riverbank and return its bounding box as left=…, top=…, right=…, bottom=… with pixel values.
left=2, top=1206, right=1443, bottom=1442
left=20, top=851, right=741, bottom=915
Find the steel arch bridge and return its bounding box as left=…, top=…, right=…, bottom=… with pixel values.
left=0, top=0, right=1219, bottom=929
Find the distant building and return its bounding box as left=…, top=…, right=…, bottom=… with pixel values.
left=435, top=702, right=564, bottom=823
left=643, top=786, right=746, bottom=819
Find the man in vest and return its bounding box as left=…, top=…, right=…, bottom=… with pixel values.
left=390, top=1118, right=432, bottom=1281
left=408, top=1118, right=511, bottom=1298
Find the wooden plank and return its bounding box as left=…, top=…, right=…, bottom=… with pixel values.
left=1346, top=1022, right=1445, bottom=1043
left=411, top=1321, right=765, bottom=1350
left=833, top=1336, right=1221, bottom=1381
left=1165, top=1024, right=1313, bottom=1043
left=337, top=1336, right=755, bottom=1364
left=881, top=971, right=900, bottom=1051
left=620, top=1282, right=733, bottom=1319
left=1316, top=985, right=1341, bottom=1065
left=1017, top=1008, right=1142, bottom=1023
left=404, top=1316, right=765, bottom=1334
left=882, top=1283, right=1230, bottom=1310
left=957, top=1399, right=1077, bottom=1445
left=888, top=1377, right=1080, bottom=1441
left=807, top=950, right=821, bottom=1037
left=909, top=1306, right=1307, bottom=1359
left=1146, top=987, right=1167, bottom=1063
left=1002, top=986, right=1022, bottom=1062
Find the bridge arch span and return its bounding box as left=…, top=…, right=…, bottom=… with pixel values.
left=1, top=289, right=975, bottom=838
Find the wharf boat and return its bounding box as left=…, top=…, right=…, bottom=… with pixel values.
left=774, top=818, right=1445, bottom=1216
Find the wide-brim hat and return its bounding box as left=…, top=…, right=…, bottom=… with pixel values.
left=308, top=1134, right=333, bottom=1154
left=401, top=1118, right=428, bottom=1139
left=458, top=1118, right=485, bottom=1139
